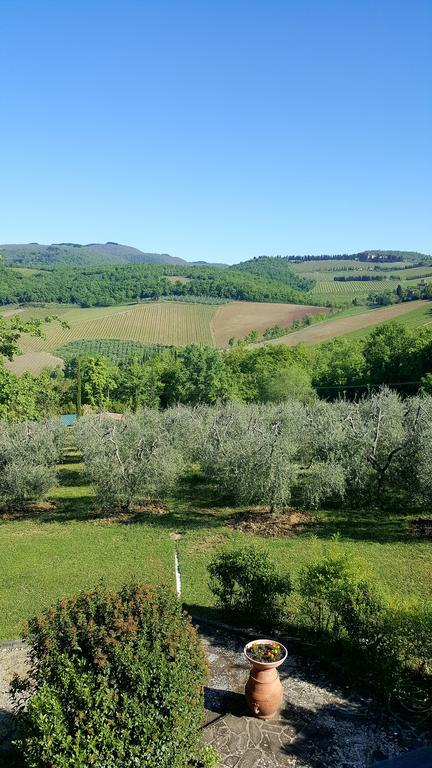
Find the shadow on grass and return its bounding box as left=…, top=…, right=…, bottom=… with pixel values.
left=5, top=451, right=426, bottom=543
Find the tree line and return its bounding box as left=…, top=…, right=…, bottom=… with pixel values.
left=1, top=320, right=432, bottom=422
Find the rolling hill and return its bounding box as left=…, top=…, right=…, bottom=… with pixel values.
left=0, top=242, right=185, bottom=267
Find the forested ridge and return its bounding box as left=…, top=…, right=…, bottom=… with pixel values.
left=0, top=262, right=314, bottom=306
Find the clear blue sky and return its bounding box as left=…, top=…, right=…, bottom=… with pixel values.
left=1, top=0, right=430, bottom=264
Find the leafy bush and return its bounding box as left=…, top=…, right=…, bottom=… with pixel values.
left=12, top=583, right=208, bottom=768
left=298, top=554, right=385, bottom=649
left=0, top=420, right=63, bottom=510
left=208, top=545, right=291, bottom=626
left=381, top=603, right=432, bottom=711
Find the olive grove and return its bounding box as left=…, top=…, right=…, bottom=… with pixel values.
left=75, top=389, right=432, bottom=513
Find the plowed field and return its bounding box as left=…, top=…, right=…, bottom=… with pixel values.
left=211, top=301, right=330, bottom=347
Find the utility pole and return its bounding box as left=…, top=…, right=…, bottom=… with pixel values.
left=76, top=356, right=82, bottom=417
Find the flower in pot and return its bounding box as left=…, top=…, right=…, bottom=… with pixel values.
left=244, top=639, right=287, bottom=719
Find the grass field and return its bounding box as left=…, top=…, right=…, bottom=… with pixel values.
left=253, top=300, right=432, bottom=347
left=339, top=302, right=432, bottom=341
left=0, top=445, right=431, bottom=640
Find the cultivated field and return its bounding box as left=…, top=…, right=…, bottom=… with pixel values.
left=308, top=278, right=402, bottom=297
left=3, top=302, right=217, bottom=373
left=3, top=298, right=432, bottom=373
left=211, top=301, right=330, bottom=347
left=3, top=301, right=331, bottom=371
left=254, top=300, right=431, bottom=347
left=290, top=259, right=407, bottom=273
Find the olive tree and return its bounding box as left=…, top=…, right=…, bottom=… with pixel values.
left=198, top=402, right=302, bottom=511
left=75, top=411, right=185, bottom=511
left=0, top=419, right=64, bottom=509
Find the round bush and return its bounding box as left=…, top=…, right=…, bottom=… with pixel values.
left=208, top=545, right=292, bottom=626
left=13, top=583, right=209, bottom=768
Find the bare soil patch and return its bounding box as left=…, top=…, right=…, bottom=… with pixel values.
left=5, top=351, right=64, bottom=375
left=0, top=500, right=58, bottom=522
left=229, top=508, right=316, bottom=537
left=254, top=300, right=430, bottom=347
left=211, top=301, right=330, bottom=347
left=165, top=275, right=191, bottom=284
left=91, top=500, right=169, bottom=525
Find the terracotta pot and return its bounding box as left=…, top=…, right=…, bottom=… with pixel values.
left=244, top=639, right=287, bottom=720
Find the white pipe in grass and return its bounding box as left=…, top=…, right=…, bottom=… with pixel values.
left=175, top=550, right=182, bottom=598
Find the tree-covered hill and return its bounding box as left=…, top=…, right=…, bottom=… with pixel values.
left=0, top=262, right=314, bottom=307
left=0, top=242, right=186, bottom=267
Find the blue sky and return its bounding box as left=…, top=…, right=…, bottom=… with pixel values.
left=1, top=0, right=430, bottom=264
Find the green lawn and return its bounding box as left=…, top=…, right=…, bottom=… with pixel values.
left=1, top=452, right=431, bottom=639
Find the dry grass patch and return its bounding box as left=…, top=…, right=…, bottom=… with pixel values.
left=228, top=508, right=317, bottom=537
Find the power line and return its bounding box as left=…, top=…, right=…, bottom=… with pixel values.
left=315, top=380, right=425, bottom=390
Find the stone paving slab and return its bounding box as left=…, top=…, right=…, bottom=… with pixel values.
left=200, top=623, right=430, bottom=768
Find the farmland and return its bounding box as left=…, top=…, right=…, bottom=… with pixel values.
left=1, top=447, right=431, bottom=640
left=340, top=301, right=432, bottom=341
left=2, top=300, right=330, bottom=372
left=253, top=300, right=432, bottom=347
left=211, top=300, right=330, bottom=346
left=3, top=302, right=217, bottom=373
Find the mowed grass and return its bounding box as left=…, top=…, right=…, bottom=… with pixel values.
left=339, top=302, right=432, bottom=341
left=0, top=454, right=175, bottom=639
left=1, top=449, right=431, bottom=639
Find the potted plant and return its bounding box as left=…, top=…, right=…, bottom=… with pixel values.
left=244, top=639, right=287, bottom=719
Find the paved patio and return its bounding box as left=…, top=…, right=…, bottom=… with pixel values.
left=1, top=626, right=430, bottom=767
left=200, top=622, right=429, bottom=768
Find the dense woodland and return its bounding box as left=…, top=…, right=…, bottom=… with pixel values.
left=0, top=262, right=313, bottom=306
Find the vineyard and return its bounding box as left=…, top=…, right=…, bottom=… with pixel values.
left=56, top=339, right=176, bottom=365
left=308, top=278, right=400, bottom=299
left=16, top=302, right=216, bottom=352
left=2, top=302, right=217, bottom=373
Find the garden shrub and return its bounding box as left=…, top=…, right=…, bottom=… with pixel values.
left=208, top=545, right=292, bottom=626
left=0, top=420, right=63, bottom=510
left=12, top=583, right=209, bottom=768
left=298, top=554, right=385, bottom=649
left=379, top=603, right=432, bottom=711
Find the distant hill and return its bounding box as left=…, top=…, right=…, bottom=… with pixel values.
left=0, top=242, right=187, bottom=267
